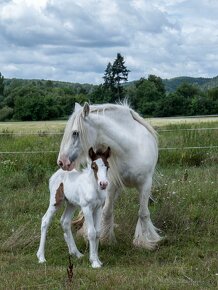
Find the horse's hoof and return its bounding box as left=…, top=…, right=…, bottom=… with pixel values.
left=133, top=238, right=157, bottom=250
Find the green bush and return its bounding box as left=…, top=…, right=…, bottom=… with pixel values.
left=0, top=106, right=13, bottom=121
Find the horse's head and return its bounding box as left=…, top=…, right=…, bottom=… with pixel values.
left=57, top=102, right=95, bottom=171
left=89, top=147, right=111, bottom=190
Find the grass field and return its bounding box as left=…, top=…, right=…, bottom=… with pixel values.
left=0, top=116, right=217, bottom=133
left=0, top=118, right=217, bottom=289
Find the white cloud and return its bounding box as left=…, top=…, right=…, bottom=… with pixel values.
left=0, top=0, right=217, bottom=83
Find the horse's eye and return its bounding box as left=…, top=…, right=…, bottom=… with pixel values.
left=72, top=130, right=79, bottom=137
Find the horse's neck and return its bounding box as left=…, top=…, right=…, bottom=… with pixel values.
left=91, top=113, right=131, bottom=155
left=88, top=114, right=134, bottom=187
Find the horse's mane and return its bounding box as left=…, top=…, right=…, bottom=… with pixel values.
left=88, top=102, right=158, bottom=142
left=67, top=102, right=158, bottom=187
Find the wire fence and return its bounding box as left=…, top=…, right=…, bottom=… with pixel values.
left=0, top=127, right=218, bottom=135
left=0, top=146, right=218, bottom=155
left=0, top=127, right=217, bottom=154
left=158, top=127, right=218, bottom=132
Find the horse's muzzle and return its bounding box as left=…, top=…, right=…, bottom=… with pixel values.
left=57, top=157, right=74, bottom=171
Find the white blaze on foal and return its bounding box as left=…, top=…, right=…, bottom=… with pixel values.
left=37, top=147, right=111, bottom=268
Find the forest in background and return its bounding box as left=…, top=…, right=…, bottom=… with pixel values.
left=0, top=54, right=218, bottom=121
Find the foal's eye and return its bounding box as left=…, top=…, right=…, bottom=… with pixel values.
left=72, top=130, right=79, bottom=137
left=91, top=162, right=97, bottom=170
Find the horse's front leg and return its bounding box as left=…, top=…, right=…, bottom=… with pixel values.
left=133, top=175, right=162, bottom=250
left=37, top=204, right=58, bottom=263
left=61, top=203, right=83, bottom=258
left=82, top=206, right=101, bottom=268
left=100, top=184, right=119, bottom=244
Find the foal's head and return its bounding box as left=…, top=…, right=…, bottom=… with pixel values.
left=88, top=147, right=111, bottom=190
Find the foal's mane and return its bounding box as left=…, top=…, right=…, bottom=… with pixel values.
left=67, top=102, right=158, bottom=187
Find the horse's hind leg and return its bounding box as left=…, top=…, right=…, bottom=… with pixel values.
left=61, top=203, right=83, bottom=258
left=37, top=204, right=57, bottom=263
left=133, top=175, right=162, bottom=250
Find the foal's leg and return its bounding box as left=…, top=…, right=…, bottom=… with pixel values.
left=93, top=206, right=103, bottom=266
left=61, top=203, right=83, bottom=258
left=133, top=175, right=162, bottom=250
left=37, top=204, right=58, bottom=263
left=82, top=206, right=101, bottom=268
left=100, top=184, right=120, bottom=244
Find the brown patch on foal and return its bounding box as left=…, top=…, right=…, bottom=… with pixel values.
left=54, top=182, right=64, bottom=207
left=91, top=161, right=98, bottom=180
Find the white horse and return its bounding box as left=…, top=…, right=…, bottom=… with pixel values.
left=57, top=102, right=161, bottom=249
left=37, top=147, right=111, bottom=268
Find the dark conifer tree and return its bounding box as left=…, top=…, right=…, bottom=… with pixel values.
left=103, top=53, right=130, bottom=101
left=0, top=72, right=4, bottom=96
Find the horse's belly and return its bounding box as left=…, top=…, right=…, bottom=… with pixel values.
left=118, top=160, right=154, bottom=187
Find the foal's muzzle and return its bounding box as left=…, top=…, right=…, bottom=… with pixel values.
left=99, top=181, right=108, bottom=190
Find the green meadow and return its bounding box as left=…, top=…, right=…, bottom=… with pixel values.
left=0, top=118, right=217, bottom=289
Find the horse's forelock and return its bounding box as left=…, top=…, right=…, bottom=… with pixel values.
left=69, top=110, right=91, bottom=160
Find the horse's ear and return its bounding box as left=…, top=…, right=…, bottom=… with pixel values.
left=88, top=147, right=96, bottom=161
left=74, top=102, right=82, bottom=112
left=104, top=147, right=111, bottom=159
left=83, top=102, right=90, bottom=118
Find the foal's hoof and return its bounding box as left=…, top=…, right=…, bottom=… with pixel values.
left=37, top=256, right=46, bottom=263
left=91, top=261, right=102, bottom=268
left=36, top=252, right=46, bottom=263
left=76, top=252, right=84, bottom=259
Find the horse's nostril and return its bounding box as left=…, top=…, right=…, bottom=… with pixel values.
left=58, top=160, right=63, bottom=167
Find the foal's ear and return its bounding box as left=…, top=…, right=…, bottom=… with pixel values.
left=74, top=102, right=82, bottom=112
left=104, top=147, right=111, bottom=159
left=83, top=102, right=90, bottom=118
left=88, top=147, right=96, bottom=160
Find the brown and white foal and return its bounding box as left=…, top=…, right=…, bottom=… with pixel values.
left=37, top=147, right=111, bottom=268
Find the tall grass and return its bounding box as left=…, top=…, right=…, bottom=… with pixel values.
left=158, top=122, right=218, bottom=166
left=0, top=121, right=217, bottom=289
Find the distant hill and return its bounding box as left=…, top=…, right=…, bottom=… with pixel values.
left=3, top=78, right=96, bottom=94
left=163, top=76, right=218, bottom=92
left=4, top=75, right=218, bottom=94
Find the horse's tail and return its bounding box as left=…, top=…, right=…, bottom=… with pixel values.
left=130, top=109, right=158, bottom=144
left=72, top=210, right=85, bottom=231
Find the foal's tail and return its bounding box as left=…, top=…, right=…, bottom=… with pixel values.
left=72, top=211, right=85, bottom=231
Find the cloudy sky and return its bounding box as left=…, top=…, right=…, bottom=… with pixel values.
left=0, top=0, right=218, bottom=84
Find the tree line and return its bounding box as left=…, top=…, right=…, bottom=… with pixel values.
left=0, top=54, right=217, bottom=121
